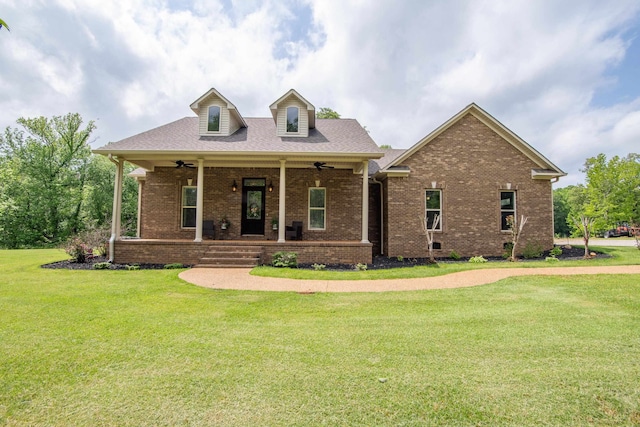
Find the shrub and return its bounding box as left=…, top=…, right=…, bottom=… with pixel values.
left=396, top=256, right=404, bottom=262
left=63, top=237, right=92, bottom=263
left=523, top=241, right=544, bottom=259
left=93, top=262, right=111, bottom=270
left=469, top=256, right=487, bottom=263
left=126, top=264, right=140, bottom=271
left=449, top=250, right=461, bottom=261
left=502, top=243, right=514, bottom=259
left=545, top=256, right=560, bottom=263
left=272, top=252, right=298, bottom=268
left=81, top=225, right=110, bottom=256
left=549, top=246, right=563, bottom=257
left=312, top=263, right=326, bottom=271
left=355, top=263, right=368, bottom=271
left=163, top=263, right=184, bottom=269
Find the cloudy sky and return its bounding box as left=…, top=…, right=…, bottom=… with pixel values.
left=1, top=0, right=639, bottom=186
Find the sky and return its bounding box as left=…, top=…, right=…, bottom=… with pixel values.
left=1, top=0, right=639, bottom=187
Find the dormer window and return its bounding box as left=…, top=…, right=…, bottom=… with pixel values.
left=286, top=107, right=299, bottom=133
left=207, top=106, right=221, bottom=132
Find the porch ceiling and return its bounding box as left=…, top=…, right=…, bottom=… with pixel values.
left=113, top=153, right=375, bottom=173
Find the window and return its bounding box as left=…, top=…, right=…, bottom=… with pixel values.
left=425, top=190, right=442, bottom=230
left=308, top=187, right=326, bottom=230
left=286, top=106, right=299, bottom=133
left=182, top=186, right=197, bottom=228
left=500, top=191, right=516, bottom=231
left=207, top=106, right=220, bottom=132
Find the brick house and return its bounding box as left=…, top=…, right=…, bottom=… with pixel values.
left=94, top=88, right=565, bottom=266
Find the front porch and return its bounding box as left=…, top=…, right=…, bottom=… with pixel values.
left=113, top=239, right=373, bottom=267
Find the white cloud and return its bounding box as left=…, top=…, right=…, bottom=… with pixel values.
left=0, top=0, right=638, bottom=187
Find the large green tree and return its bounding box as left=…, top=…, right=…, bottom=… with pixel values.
left=0, top=114, right=95, bottom=246
left=554, top=153, right=640, bottom=237
left=0, top=114, right=138, bottom=248
left=582, top=153, right=639, bottom=231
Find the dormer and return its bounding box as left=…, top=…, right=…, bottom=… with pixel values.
left=190, top=88, right=247, bottom=136
left=269, top=89, right=315, bottom=137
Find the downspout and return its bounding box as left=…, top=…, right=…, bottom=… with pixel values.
left=107, top=154, right=123, bottom=263
left=371, top=177, right=384, bottom=255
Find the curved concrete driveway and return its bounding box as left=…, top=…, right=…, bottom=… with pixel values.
left=179, top=265, right=640, bottom=293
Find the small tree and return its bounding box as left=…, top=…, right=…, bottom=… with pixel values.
left=420, top=213, right=441, bottom=262
left=571, top=215, right=595, bottom=258
left=506, top=215, right=528, bottom=261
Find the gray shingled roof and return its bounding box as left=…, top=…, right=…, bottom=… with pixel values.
left=95, top=117, right=382, bottom=155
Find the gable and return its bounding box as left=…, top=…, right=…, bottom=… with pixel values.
left=269, top=89, right=315, bottom=137
left=377, top=103, right=565, bottom=181
left=189, top=88, right=246, bottom=137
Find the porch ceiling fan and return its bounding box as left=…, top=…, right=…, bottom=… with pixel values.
left=313, top=161, right=334, bottom=171
left=175, top=160, right=195, bottom=168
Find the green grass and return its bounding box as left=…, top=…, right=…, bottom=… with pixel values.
left=252, top=245, right=640, bottom=280
left=1, top=249, right=640, bottom=426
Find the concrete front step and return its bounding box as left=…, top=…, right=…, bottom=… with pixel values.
left=195, top=245, right=263, bottom=268
left=202, top=251, right=261, bottom=258
left=194, top=263, right=258, bottom=268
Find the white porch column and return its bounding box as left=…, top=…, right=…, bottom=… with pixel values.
left=136, top=180, right=142, bottom=238
left=108, top=156, right=124, bottom=262
left=277, top=159, right=286, bottom=243
left=194, top=159, right=204, bottom=242
left=361, top=160, right=370, bottom=244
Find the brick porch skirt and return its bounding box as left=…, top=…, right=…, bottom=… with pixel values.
left=113, top=239, right=372, bottom=266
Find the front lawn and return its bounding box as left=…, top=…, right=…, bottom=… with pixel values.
left=1, top=249, right=639, bottom=426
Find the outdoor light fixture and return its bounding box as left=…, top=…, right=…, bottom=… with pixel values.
left=187, top=178, right=193, bottom=186
left=268, top=181, right=274, bottom=192
left=232, top=180, right=237, bottom=192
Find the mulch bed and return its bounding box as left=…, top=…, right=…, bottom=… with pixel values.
left=299, top=245, right=602, bottom=271
left=41, top=256, right=187, bottom=270
left=41, top=245, right=603, bottom=271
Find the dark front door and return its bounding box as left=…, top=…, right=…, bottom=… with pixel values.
left=241, top=178, right=266, bottom=235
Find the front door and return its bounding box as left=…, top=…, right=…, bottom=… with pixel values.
left=241, top=178, right=266, bottom=235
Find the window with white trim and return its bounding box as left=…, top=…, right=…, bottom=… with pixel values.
left=182, top=186, right=197, bottom=228
left=286, top=106, right=299, bottom=133
left=500, top=191, right=516, bottom=231
left=308, top=187, right=326, bottom=230
left=425, top=189, right=442, bottom=230
left=207, top=106, right=220, bottom=132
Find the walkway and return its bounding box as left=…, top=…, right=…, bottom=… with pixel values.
left=179, top=265, right=640, bottom=293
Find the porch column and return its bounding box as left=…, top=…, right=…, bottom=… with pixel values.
left=108, top=156, right=124, bottom=262
left=361, top=160, right=370, bottom=244
left=277, top=159, right=286, bottom=243
left=136, top=180, right=143, bottom=238
left=194, top=159, right=204, bottom=242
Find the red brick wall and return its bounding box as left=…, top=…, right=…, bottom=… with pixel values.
left=114, top=240, right=207, bottom=265
left=114, top=240, right=372, bottom=265
left=139, top=167, right=365, bottom=242
left=384, top=113, right=554, bottom=258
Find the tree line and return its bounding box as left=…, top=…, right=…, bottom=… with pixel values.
left=554, top=153, right=640, bottom=237
left=0, top=113, right=138, bottom=248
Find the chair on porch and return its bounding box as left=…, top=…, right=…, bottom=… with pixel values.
left=285, top=221, right=303, bottom=241
left=203, top=220, right=215, bottom=239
